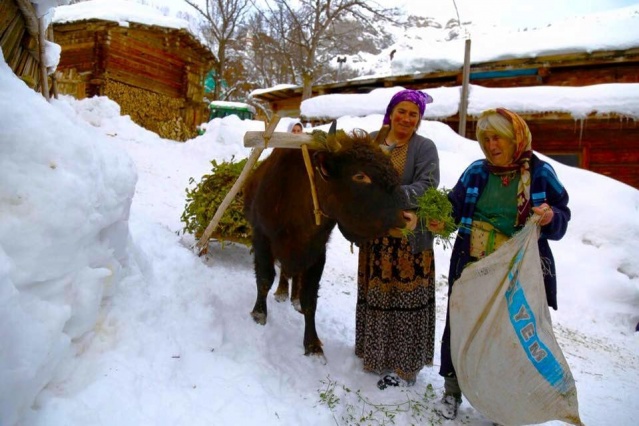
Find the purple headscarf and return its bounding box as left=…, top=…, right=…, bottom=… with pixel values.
left=383, top=89, right=434, bottom=125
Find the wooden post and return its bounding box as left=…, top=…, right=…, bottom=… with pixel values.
left=48, top=25, right=59, bottom=99
left=38, top=16, right=50, bottom=101
left=194, top=115, right=281, bottom=255
left=458, top=38, right=471, bottom=137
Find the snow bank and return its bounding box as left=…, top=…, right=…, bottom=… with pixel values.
left=0, top=55, right=137, bottom=425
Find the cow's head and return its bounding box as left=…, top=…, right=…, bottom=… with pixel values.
left=312, top=127, right=408, bottom=244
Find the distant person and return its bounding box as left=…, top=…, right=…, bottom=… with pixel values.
left=287, top=121, right=304, bottom=134
left=356, top=89, right=440, bottom=389
left=428, top=108, right=571, bottom=420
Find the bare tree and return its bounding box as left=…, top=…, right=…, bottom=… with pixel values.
left=256, top=0, right=393, bottom=100
left=184, top=0, right=252, bottom=100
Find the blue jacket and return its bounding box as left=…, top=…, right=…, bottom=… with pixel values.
left=447, top=155, right=570, bottom=309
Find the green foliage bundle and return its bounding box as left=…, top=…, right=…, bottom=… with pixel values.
left=415, top=187, right=457, bottom=249
left=317, top=376, right=443, bottom=425
left=180, top=156, right=254, bottom=246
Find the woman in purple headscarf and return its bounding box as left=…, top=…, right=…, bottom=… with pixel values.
left=355, top=89, right=440, bottom=389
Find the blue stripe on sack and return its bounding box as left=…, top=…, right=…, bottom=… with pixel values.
left=505, top=248, right=569, bottom=391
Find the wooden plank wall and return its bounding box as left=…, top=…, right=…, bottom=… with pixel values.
left=0, top=0, right=41, bottom=89
left=54, top=21, right=213, bottom=140
left=453, top=115, right=639, bottom=189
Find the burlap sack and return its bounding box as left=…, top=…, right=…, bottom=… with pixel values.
left=450, top=218, right=582, bottom=426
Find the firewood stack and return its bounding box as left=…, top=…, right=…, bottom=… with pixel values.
left=104, top=80, right=197, bottom=141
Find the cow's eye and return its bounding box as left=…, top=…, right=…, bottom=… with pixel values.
left=352, top=172, right=371, bottom=184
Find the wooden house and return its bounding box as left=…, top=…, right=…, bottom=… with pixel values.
left=251, top=48, right=639, bottom=189
left=1, top=0, right=46, bottom=91
left=52, top=16, right=217, bottom=141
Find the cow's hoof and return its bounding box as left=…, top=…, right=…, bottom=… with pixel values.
left=250, top=311, right=266, bottom=325
left=291, top=299, right=302, bottom=313
left=305, top=351, right=327, bottom=365
left=273, top=292, right=288, bottom=302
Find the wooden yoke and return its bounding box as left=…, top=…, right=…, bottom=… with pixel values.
left=245, top=129, right=326, bottom=226
left=195, top=115, right=281, bottom=255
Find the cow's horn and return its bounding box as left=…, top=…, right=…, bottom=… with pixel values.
left=326, top=120, right=342, bottom=152
left=373, top=125, right=390, bottom=146
left=380, top=142, right=396, bottom=155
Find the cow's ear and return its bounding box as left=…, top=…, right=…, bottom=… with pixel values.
left=313, top=151, right=332, bottom=181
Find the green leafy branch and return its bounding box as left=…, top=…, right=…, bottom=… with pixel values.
left=415, top=187, right=457, bottom=250
left=180, top=156, right=256, bottom=246
left=317, top=376, right=443, bottom=426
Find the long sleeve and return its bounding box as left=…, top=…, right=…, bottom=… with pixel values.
left=399, top=134, right=440, bottom=210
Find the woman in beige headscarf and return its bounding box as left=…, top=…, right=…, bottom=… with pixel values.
left=430, top=108, right=571, bottom=420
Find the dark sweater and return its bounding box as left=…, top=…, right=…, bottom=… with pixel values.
left=447, top=154, right=570, bottom=309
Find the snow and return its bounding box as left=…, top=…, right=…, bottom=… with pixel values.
left=384, top=5, right=639, bottom=77
left=2, top=1, right=639, bottom=426
left=300, top=84, right=639, bottom=120
left=52, top=0, right=189, bottom=31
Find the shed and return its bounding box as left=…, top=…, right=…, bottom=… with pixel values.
left=51, top=1, right=217, bottom=141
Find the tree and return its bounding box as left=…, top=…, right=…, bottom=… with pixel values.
left=184, top=0, right=252, bottom=100
left=255, top=0, right=394, bottom=100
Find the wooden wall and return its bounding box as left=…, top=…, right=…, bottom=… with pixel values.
left=1, top=0, right=41, bottom=90
left=445, top=113, right=639, bottom=189
left=53, top=20, right=215, bottom=141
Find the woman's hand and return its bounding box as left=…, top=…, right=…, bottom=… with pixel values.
left=532, top=203, right=554, bottom=226
left=426, top=219, right=446, bottom=233
left=403, top=210, right=418, bottom=231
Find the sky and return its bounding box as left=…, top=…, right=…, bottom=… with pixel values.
left=2, top=1, right=639, bottom=426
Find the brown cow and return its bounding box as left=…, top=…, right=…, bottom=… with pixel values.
left=243, top=126, right=408, bottom=359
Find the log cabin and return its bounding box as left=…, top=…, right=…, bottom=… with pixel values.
left=51, top=4, right=217, bottom=141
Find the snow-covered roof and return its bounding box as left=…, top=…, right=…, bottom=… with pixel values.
left=52, top=0, right=189, bottom=30
left=300, top=83, right=639, bottom=120
left=387, top=5, right=639, bottom=76
left=210, top=101, right=256, bottom=113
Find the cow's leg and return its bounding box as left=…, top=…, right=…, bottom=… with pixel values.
left=290, top=274, right=302, bottom=313
left=300, top=253, right=326, bottom=359
left=250, top=230, right=275, bottom=325
left=273, top=272, right=289, bottom=302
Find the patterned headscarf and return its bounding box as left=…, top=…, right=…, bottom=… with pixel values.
left=383, top=89, right=434, bottom=125
left=478, top=108, right=533, bottom=226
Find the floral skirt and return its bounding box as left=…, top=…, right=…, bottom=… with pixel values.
left=355, top=236, right=436, bottom=381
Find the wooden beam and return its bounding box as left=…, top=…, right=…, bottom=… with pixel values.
left=195, top=115, right=282, bottom=255
left=244, top=131, right=323, bottom=149
left=38, top=17, right=49, bottom=100
left=458, top=38, right=471, bottom=136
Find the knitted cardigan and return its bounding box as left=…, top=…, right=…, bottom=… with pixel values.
left=371, top=131, right=440, bottom=254
left=447, top=154, right=570, bottom=309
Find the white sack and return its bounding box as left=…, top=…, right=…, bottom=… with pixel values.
left=450, top=218, right=582, bottom=426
